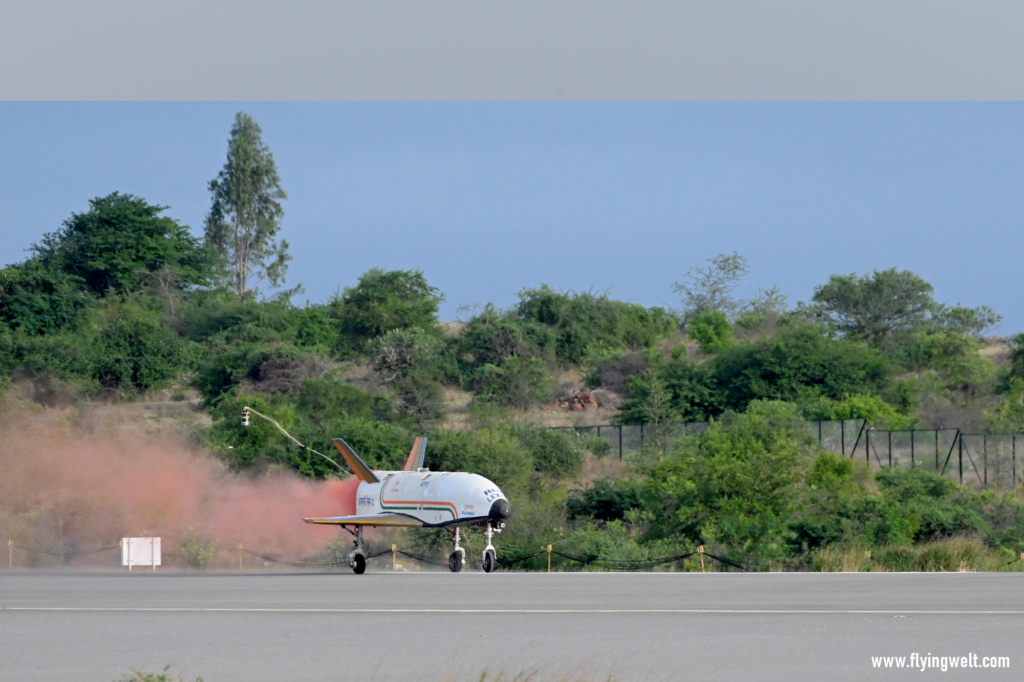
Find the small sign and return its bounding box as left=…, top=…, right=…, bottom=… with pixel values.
left=122, top=537, right=161, bottom=571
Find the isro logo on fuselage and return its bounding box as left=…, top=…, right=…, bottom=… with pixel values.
left=358, top=496, right=374, bottom=507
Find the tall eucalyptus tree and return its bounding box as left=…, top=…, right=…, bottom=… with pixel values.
left=205, top=112, right=290, bottom=298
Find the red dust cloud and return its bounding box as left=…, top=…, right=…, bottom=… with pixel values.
left=0, top=404, right=360, bottom=569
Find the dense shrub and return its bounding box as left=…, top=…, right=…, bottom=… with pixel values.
left=426, top=428, right=534, bottom=496
left=336, top=268, right=443, bottom=347
left=641, top=401, right=813, bottom=564
left=34, top=192, right=213, bottom=298
left=0, top=260, right=92, bottom=335
left=591, top=351, right=648, bottom=393
left=91, top=305, right=190, bottom=393
left=687, top=309, right=733, bottom=353
left=514, top=285, right=675, bottom=364
left=567, top=479, right=641, bottom=522
left=508, top=424, right=586, bottom=479
left=470, top=356, right=549, bottom=409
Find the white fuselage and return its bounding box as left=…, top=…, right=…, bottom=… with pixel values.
left=356, top=470, right=506, bottom=527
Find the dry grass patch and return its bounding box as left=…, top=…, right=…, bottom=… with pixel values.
left=813, top=537, right=1022, bottom=572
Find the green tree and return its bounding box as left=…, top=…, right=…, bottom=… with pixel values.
left=801, top=393, right=911, bottom=429
left=471, top=355, right=549, bottom=409
left=616, top=370, right=679, bottom=426
left=513, top=285, right=676, bottom=364
left=687, top=309, right=733, bottom=353
left=673, top=252, right=749, bottom=323
left=337, top=268, right=443, bottom=347
left=34, top=192, right=211, bottom=298
left=711, top=323, right=892, bottom=412
left=1008, top=333, right=1024, bottom=381
left=367, top=328, right=443, bottom=382
left=905, top=329, right=996, bottom=397
left=810, top=268, right=934, bottom=347
left=205, top=112, right=290, bottom=298
left=0, top=260, right=91, bottom=334
left=931, top=304, right=1001, bottom=338
left=91, top=305, right=190, bottom=393
left=641, top=401, right=812, bottom=563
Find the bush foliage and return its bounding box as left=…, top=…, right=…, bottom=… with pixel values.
left=3, top=193, right=1023, bottom=571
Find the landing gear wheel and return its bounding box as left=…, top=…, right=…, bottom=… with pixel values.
left=482, top=548, right=496, bottom=573
left=448, top=551, right=464, bottom=573
left=351, top=553, right=366, bottom=575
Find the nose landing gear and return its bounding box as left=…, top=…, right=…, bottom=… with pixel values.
left=482, top=522, right=497, bottom=573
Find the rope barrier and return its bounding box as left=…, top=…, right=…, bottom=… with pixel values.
left=550, top=550, right=699, bottom=571
left=5, top=538, right=754, bottom=572
left=395, top=550, right=449, bottom=567
left=496, top=550, right=546, bottom=567
left=700, top=550, right=748, bottom=571
left=243, top=546, right=397, bottom=569
left=12, top=545, right=119, bottom=559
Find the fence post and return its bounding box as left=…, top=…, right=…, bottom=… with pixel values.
left=547, top=544, right=552, bottom=572
left=910, top=430, right=915, bottom=469
left=935, top=430, right=939, bottom=471
left=888, top=431, right=892, bottom=468
left=697, top=545, right=705, bottom=572
left=841, top=420, right=845, bottom=455
left=959, top=431, right=964, bottom=484
left=8, top=539, right=11, bottom=570
left=983, top=435, right=988, bottom=488
left=392, top=544, right=397, bottom=571
left=237, top=543, right=243, bottom=571
left=619, top=425, right=623, bottom=461
left=818, top=420, right=822, bottom=447
left=866, top=429, right=870, bottom=464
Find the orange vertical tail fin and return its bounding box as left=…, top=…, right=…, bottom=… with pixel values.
left=403, top=437, right=427, bottom=471
left=332, top=438, right=381, bottom=483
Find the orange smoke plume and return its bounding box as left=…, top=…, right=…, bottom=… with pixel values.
left=0, top=400, right=360, bottom=568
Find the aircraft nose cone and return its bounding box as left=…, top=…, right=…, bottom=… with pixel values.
left=489, top=498, right=511, bottom=520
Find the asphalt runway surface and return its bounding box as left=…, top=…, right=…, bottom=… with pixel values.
left=2, top=571, right=1023, bottom=682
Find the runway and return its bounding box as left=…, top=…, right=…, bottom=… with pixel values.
left=2, top=571, right=1022, bottom=681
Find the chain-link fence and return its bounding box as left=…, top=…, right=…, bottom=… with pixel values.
left=554, top=420, right=1022, bottom=490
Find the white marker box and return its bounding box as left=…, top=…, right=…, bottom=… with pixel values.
left=121, top=537, right=161, bottom=571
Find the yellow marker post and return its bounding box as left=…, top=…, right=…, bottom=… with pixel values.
left=697, top=545, right=705, bottom=572
left=237, top=543, right=243, bottom=571
left=547, top=544, right=552, bottom=572
left=392, top=544, right=397, bottom=571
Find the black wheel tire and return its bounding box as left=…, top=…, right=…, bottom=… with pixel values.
left=482, top=549, right=496, bottom=573
left=448, top=552, right=464, bottom=573
left=352, top=553, right=366, bottom=575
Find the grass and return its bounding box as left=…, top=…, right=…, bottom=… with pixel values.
left=812, top=537, right=1024, bottom=572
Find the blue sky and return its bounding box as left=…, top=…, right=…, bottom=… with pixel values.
left=1, top=103, right=1021, bottom=331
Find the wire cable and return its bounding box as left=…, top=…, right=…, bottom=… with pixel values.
left=242, top=406, right=348, bottom=475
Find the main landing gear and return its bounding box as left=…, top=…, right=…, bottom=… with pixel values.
left=448, top=527, right=466, bottom=573
left=349, top=526, right=366, bottom=575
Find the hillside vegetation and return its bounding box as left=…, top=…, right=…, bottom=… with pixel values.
left=4, top=118, right=1024, bottom=570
